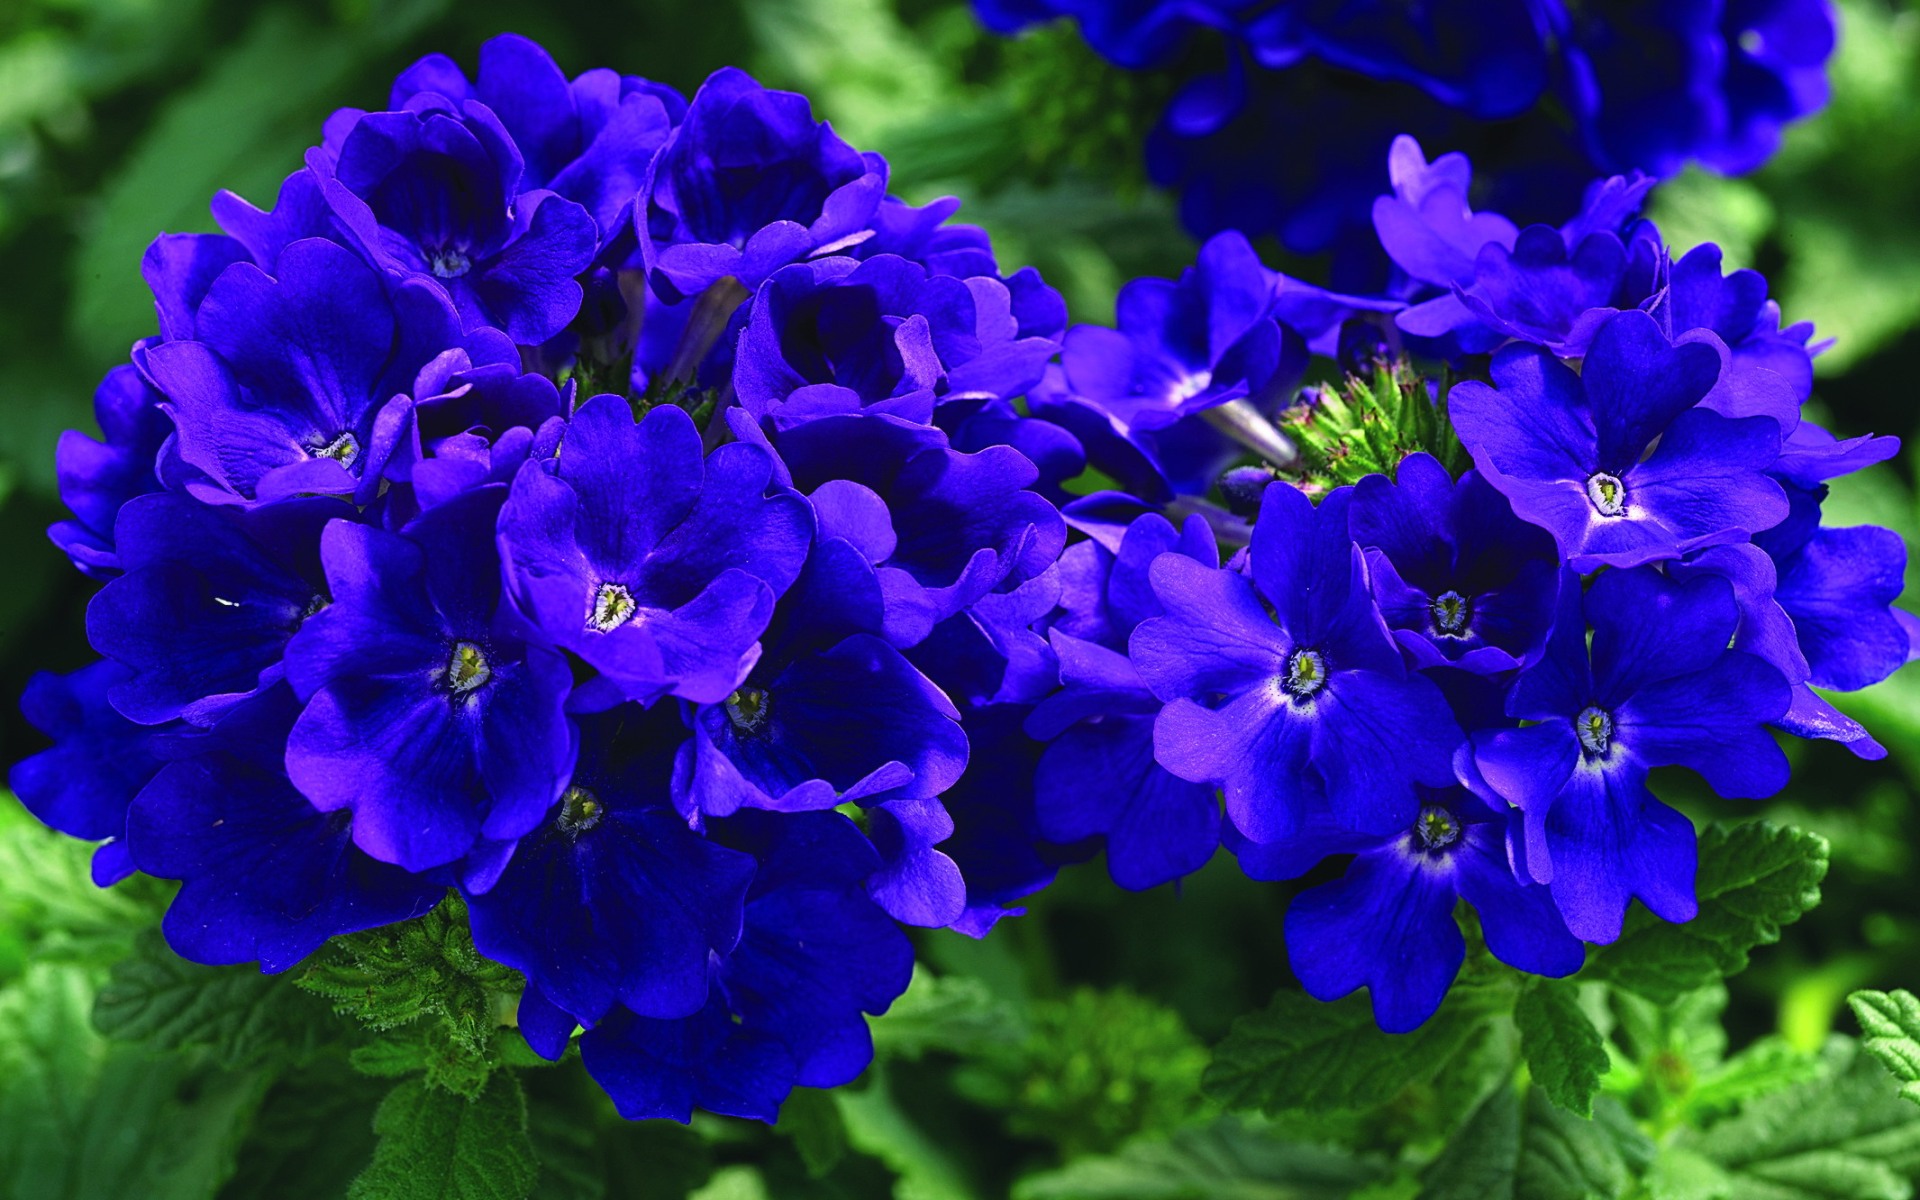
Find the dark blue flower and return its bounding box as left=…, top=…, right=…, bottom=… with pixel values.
left=127, top=685, right=443, bottom=972
left=527, top=811, right=914, bottom=1124
left=1267, top=786, right=1584, bottom=1032
left=11, top=659, right=175, bottom=886
left=732, top=254, right=1059, bottom=430
left=86, top=493, right=336, bottom=726
left=1708, top=0, right=1836, bottom=174
left=388, top=33, right=685, bottom=237
left=50, top=363, right=171, bottom=579
left=1032, top=231, right=1301, bottom=500
left=639, top=68, right=887, bottom=301
left=974, top=0, right=1254, bottom=69
left=1350, top=453, right=1560, bottom=674
left=1449, top=310, right=1788, bottom=571
left=320, top=103, right=599, bottom=343
left=1132, top=483, right=1463, bottom=843
left=1027, top=511, right=1222, bottom=889
left=284, top=487, right=575, bottom=873
left=1467, top=568, right=1791, bottom=942
left=499, top=396, right=810, bottom=709
left=138, top=237, right=514, bottom=506
left=464, top=703, right=757, bottom=1026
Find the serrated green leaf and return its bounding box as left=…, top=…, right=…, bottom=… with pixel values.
left=93, top=928, right=327, bottom=1068
left=1589, top=823, right=1828, bottom=1004
left=1677, top=1039, right=1920, bottom=1200
left=1515, top=1091, right=1656, bottom=1200
left=0, top=793, right=163, bottom=971
left=1516, top=981, right=1608, bottom=1117
left=1013, top=1116, right=1385, bottom=1200
left=1849, top=990, right=1920, bottom=1107
left=0, top=961, right=270, bottom=1200
left=349, top=1073, right=538, bottom=1200
left=1203, top=980, right=1511, bottom=1118
left=1419, top=1085, right=1653, bottom=1200
left=1645, top=1146, right=1734, bottom=1200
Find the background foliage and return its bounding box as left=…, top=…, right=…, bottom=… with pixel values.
left=4, top=0, right=1920, bottom=1196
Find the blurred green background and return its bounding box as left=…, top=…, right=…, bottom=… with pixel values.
left=2, top=0, right=1919, bottom=1194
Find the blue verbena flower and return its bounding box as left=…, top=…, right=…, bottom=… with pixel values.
left=319, top=101, right=599, bottom=343
left=639, top=67, right=887, bottom=302
left=521, top=811, right=914, bottom=1124
left=284, top=487, right=575, bottom=873
left=1448, top=309, right=1788, bottom=572
left=1132, top=483, right=1463, bottom=843
left=1350, top=452, right=1560, bottom=675
left=1261, top=785, right=1584, bottom=1032
left=50, top=364, right=171, bottom=579
left=128, top=685, right=444, bottom=972
left=1466, top=569, right=1792, bottom=943
left=498, top=396, right=810, bottom=709
left=1026, top=512, right=1222, bottom=889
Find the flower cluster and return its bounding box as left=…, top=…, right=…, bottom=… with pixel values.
left=16, top=35, right=1073, bottom=1122
left=976, top=0, right=1838, bottom=276
left=1013, top=132, right=1912, bottom=1030
left=13, top=29, right=1908, bottom=1108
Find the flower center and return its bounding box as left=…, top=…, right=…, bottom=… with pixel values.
left=725, top=686, right=770, bottom=733
left=589, top=582, right=637, bottom=632
left=1585, top=471, right=1626, bottom=517
left=1414, top=804, right=1460, bottom=851
left=556, top=785, right=604, bottom=835
left=1576, top=705, right=1614, bottom=757
left=1168, top=370, right=1214, bottom=406
left=428, top=246, right=472, bottom=278
left=310, top=432, right=361, bottom=469
left=1283, top=649, right=1327, bottom=699
left=444, top=641, right=492, bottom=696
left=1429, top=590, right=1472, bottom=637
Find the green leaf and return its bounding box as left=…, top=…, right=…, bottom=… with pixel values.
left=218, top=1061, right=387, bottom=1200
left=1588, top=823, right=1828, bottom=1004
left=869, top=964, right=1026, bottom=1062
left=0, top=793, right=163, bottom=971
left=1515, top=981, right=1608, bottom=1117
left=1013, top=1116, right=1386, bottom=1200
left=349, top=1073, right=538, bottom=1200
left=0, top=961, right=270, bottom=1200
left=1848, top=990, right=1920, bottom=1106
left=1418, top=1085, right=1654, bottom=1200
left=836, top=1065, right=979, bottom=1200
left=1203, top=979, right=1511, bottom=1117
left=1677, top=1039, right=1920, bottom=1200
left=94, top=928, right=328, bottom=1068
left=776, top=1088, right=849, bottom=1179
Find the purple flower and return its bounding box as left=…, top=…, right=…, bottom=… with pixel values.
left=464, top=704, right=757, bottom=1026
left=1272, top=786, right=1584, bottom=1032
left=86, top=494, right=335, bottom=727
left=127, top=686, right=443, bottom=972
left=50, top=364, right=171, bottom=579
left=1667, top=241, right=1819, bottom=404
left=1709, top=0, right=1836, bottom=174
left=1033, top=231, right=1302, bottom=499
left=1449, top=309, right=1788, bottom=571
left=1350, top=453, right=1561, bottom=674
left=973, top=0, right=1253, bottom=69
left=138, top=238, right=511, bottom=506
left=1026, top=512, right=1222, bottom=889
left=1468, top=569, right=1791, bottom=942
left=733, top=254, right=1060, bottom=430
left=498, top=396, right=809, bottom=709
left=11, top=660, right=175, bottom=887
left=388, top=33, right=685, bottom=236
left=320, top=103, right=599, bottom=343
left=1132, top=483, right=1463, bottom=843
left=527, top=811, right=914, bottom=1124
left=639, top=68, right=887, bottom=301
left=284, top=487, right=574, bottom=873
